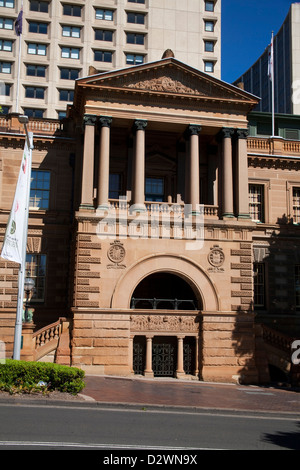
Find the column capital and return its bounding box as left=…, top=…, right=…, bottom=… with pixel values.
left=133, top=119, right=148, bottom=132
left=186, top=124, right=201, bottom=137
left=99, top=116, right=112, bottom=128
left=217, top=127, right=234, bottom=141
left=236, top=128, right=249, bottom=139
left=83, top=114, right=97, bottom=126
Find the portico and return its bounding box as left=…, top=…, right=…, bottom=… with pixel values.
left=70, top=56, right=260, bottom=383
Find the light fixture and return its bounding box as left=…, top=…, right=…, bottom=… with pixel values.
left=24, top=273, right=35, bottom=323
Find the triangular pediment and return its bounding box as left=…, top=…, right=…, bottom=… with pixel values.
left=76, top=57, right=259, bottom=105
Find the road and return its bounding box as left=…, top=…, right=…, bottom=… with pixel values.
left=0, top=402, right=299, bottom=452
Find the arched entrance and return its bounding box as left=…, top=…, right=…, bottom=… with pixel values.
left=131, top=272, right=201, bottom=378
left=130, top=272, right=200, bottom=310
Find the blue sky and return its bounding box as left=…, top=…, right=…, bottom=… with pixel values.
left=221, top=0, right=293, bottom=83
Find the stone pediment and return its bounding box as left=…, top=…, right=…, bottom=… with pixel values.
left=77, top=57, right=258, bottom=105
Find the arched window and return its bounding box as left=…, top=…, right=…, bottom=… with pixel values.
left=130, top=273, right=200, bottom=310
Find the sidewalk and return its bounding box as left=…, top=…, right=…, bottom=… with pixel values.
left=80, top=375, right=300, bottom=415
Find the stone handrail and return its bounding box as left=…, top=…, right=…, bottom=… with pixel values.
left=262, top=324, right=295, bottom=353
left=108, top=199, right=219, bottom=218
left=32, top=317, right=69, bottom=362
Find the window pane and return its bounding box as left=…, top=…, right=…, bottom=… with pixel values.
left=30, top=170, right=50, bottom=209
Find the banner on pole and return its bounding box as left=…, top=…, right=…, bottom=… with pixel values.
left=1, top=138, right=31, bottom=265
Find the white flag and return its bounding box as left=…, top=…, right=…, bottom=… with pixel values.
left=268, top=34, right=273, bottom=81
left=1, top=138, right=31, bottom=264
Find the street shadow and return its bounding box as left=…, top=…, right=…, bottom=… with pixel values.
left=262, top=422, right=300, bottom=450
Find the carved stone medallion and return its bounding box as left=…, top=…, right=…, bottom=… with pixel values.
left=208, top=245, right=225, bottom=272
left=107, top=240, right=126, bottom=269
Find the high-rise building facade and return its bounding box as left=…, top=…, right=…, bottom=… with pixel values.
left=0, top=0, right=221, bottom=119
left=234, top=3, right=300, bottom=116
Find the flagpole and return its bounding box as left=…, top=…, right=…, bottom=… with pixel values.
left=271, top=31, right=275, bottom=137
left=15, top=0, right=23, bottom=114
left=13, top=127, right=33, bottom=360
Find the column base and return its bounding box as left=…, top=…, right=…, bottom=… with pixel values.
left=222, top=213, right=235, bottom=219
left=144, top=370, right=154, bottom=378
left=175, top=371, right=186, bottom=379
left=130, top=203, right=146, bottom=214
left=97, top=203, right=110, bottom=211
left=237, top=213, right=252, bottom=220
left=79, top=204, right=95, bottom=211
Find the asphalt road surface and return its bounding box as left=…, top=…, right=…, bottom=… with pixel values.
left=0, top=401, right=299, bottom=452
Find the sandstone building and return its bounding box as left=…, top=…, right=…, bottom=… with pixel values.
left=0, top=55, right=300, bottom=384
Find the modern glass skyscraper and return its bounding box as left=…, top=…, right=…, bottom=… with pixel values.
left=0, top=0, right=221, bottom=118
left=234, top=3, right=300, bottom=116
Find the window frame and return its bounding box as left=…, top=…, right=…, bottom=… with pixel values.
left=26, top=253, right=47, bottom=303
left=29, top=169, right=51, bottom=210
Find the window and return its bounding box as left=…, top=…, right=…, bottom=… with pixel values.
left=0, top=0, right=14, bottom=7
left=28, top=43, right=47, bottom=55
left=58, top=110, right=66, bottom=119
left=95, top=29, right=113, bottom=42
left=59, top=89, right=74, bottom=101
left=249, top=184, right=264, bottom=222
left=1, top=83, right=10, bottom=96
left=145, top=177, right=164, bottom=202
left=204, top=61, right=214, bottom=73
left=204, top=40, right=214, bottom=52
left=29, top=21, right=48, bottom=34
left=29, top=1, right=49, bottom=13
left=0, top=62, right=11, bottom=73
left=204, top=20, right=215, bottom=32
left=24, top=108, right=44, bottom=118
left=63, top=4, right=81, bottom=17
left=26, top=64, right=46, bottom=77
left=293, top=188, right=300, bottom=224
left=25, top=86, right=45, bottom=99
left=94, top=50, right=112, bottom=62
left=126, top=32, right=144, bottom=45
left=0, top=40, right=13, bottom=52
left=128, top=0, right=145, bottom=3
left=95, top=9, right=114, bottom=21
left=26, top=253, right=46, bottom=302
left=109, top=174, right=122, bottom=199
left=61, top=47, right=80, bottom=59
left=127, top=12, right=145, bottom=24
left=205, top=1, right=215, bottom=12
left=254, top=263, right=265, bottom=309
left=0, top=17, right=14, bottom=30
left=62, top=25, right=81, bottom=38
left=126, top=53, right=144, bottom=65
left=30, top=169, right=50, bottom=209
left=60, top=67, right=79, bottom=80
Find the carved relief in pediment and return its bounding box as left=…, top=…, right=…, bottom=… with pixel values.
left=127, top=75, right=206, bottom=96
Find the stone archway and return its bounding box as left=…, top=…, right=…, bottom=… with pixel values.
left=111, top=254, right=220, bottom=379
left=110, top=253, right=220, bottom=311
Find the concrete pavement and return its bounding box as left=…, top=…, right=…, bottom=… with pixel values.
left=80, top=375, right=300, bottom=414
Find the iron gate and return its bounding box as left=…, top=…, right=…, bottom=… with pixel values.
left=152, top=337, right=177, bottom=377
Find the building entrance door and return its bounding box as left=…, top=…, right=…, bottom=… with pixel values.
left=152, top=336, right=177, bottom=377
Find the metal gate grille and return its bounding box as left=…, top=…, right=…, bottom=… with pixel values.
left=133, top=337, right=146, bottom=375
left=152, top=337, right=177, bottom=377
left=183, top=337, right=196, bottom=375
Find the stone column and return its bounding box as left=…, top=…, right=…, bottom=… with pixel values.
left=144, top=335, right=154, bottom=377
left=220, top=127, right=234, bottom=218
left=187, top=125, right=201, bottom=213
left=236, top=129, right=251, bottom=219
left=97, top=116, right=112, bottom=210
left=176, top=335, right=185, bottom=378
left=132, top=119, right=147, bottom=212
left=80, top=114, right=97, bottom=210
